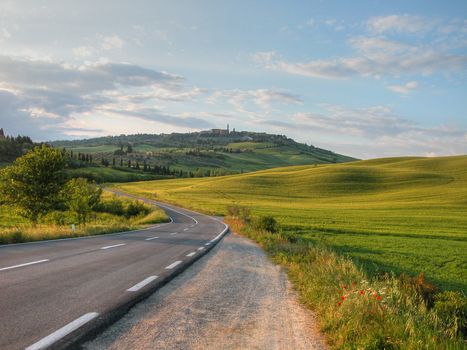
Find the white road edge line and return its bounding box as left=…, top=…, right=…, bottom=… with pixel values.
left=0, top=259, right=49, bottom=272
left=165, top=261, right=182, bottom=269
left=197, top=247, right=205, bottom=251
left=170, top=232, right=177, bottom=235
left=205, top=242, right=211, bottom=246
left=100, top=243, right=126, bottom=250
left=25, top=312, right=99, bottom=350
left=127, top=276, right=158, bottom=292
left=186, top=252, right=196, bottom=257
left=145, top=236, right=159, bottom=241
left=155, top=203, right=199, bottom=224
left=183, top=228, right=189, bottom=231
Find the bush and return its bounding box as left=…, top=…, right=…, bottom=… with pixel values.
left=96, top=197, right=125, bottom=216
left=63, top=178, right=102, bottom=225
left=41, top=210, right=76, bottom=226
left=433, top=291, right=467, bottom=338
left=0, top=145, right=67, bottom=224
left=125, top=201, right=150, bottom=218
left=254, top=215, right=279, bottom=233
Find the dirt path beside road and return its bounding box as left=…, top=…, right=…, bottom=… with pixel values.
left=84, top=232, right=327, bottom=350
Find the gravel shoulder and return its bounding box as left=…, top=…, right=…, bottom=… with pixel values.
left=84, top=232, right=328, bottom=350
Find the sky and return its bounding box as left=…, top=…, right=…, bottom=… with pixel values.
left=0, top=0, right=466, bottom=159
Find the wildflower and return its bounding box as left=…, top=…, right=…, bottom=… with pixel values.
left=337, top=302, right=342, bottom=307
left=377, top=295, right=381, bottom=301
left=360, top=290, right=365, bottom=295
left=340, top=296, right=345, bottom=300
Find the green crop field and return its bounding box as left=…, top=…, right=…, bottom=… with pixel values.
left=115, top=155, right=467, bottom=292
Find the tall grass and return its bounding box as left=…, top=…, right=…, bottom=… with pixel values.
left=228, top=217, right=466, bottom=349
left=0, top=194, right=169, bottom=245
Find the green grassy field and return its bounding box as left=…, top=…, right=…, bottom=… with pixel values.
left=66, top=166, right=163, bottom=183
left=115, top=155, right=467, bottom=292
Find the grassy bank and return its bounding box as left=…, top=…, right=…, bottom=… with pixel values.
left=113, top=155, right=467, bottom=348
left=228, top=217, right=466, bottom=349
left=0, top=192, right=169, bottom=244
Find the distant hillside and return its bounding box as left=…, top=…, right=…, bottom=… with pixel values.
left=50, top=130, right=356, bottom=177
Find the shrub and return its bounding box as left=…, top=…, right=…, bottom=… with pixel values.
left=41, top=210, right=76, bottom=226
left=433, top=291, right=467, bottom=338
left=253, top=215, right=279, bottom=233
left=125, top=201, right=150, bottom=218
left=0, top=145, right=66, bottom=224
left=63, top=178, right=102, bottom=225
left=96, top=197, right=125, bottom=216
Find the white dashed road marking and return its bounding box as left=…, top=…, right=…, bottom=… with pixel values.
left=165, top=261, right=182, bottom=269
left=101, top=243, right=126, bottom=250
left=127, top=276, right=158, bottom=292
left=25, top=312, right=99, bottom=350
left=0, top=259, right=49, bottom=272
left=145, top=236, right=159, bottom=241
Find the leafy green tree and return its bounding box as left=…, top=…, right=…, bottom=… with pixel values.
left=0, top=145, right=66, bottom=224
left=63, top=178, right=102, bottom=225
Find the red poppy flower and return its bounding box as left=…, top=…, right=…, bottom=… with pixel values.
left=377, top=296, right=381, bottom=301
left=360, top=290, right=365, bottom=295
left=340, top=296, right=345, bottom=300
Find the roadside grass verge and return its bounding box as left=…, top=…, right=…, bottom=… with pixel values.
left=227, top=217, right=467, bottom=349
left=0, top=192, right=170, bottom=245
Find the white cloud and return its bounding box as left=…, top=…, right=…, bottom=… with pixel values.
left=259, top=104, right=466, bottom=158
left=99, top=34, right=125, bottom=50
left=253, top=43, right=467, bottom=79
left=72, top=46, right=94, bottom=57
left=387, top=81, right=418, bottom=94
left=0, top=55, right=214, bottom=139
left=306, top=18, right=315, bottom=27
left=208, top=88, right=302, bottom=111
left=0, top=28, right=11, bottom=42
left=72, top=34, right=126, bottom=58
left=254, top=15, right=467, bottom=80
left=367, top=15, right=433, bottom=34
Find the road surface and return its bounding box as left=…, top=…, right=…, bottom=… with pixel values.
left=84, top=230, right=328, bottom=350
left=0, top=196, right=227, bottom=350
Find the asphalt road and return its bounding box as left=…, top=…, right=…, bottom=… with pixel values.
left=0, top=195, right=227, bottom=350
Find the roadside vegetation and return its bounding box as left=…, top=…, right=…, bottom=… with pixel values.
left=0, top=145, right=169, bottom=245
left=114, top=155, right=467, bottom=349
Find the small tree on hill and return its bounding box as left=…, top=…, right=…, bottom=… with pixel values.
left=63, top=178, right=102, bottom=225
left=0, top=144, right=67, bottom=224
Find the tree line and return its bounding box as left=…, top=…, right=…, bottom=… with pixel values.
left=0, top=135, right=34, bottom=162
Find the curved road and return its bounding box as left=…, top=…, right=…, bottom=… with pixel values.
left=0, top=194, right=227, bottom=350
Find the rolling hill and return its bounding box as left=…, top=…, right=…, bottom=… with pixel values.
left=50, top=130, right=356, bottom=177
left=115, top=155, right=467, bottom=292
